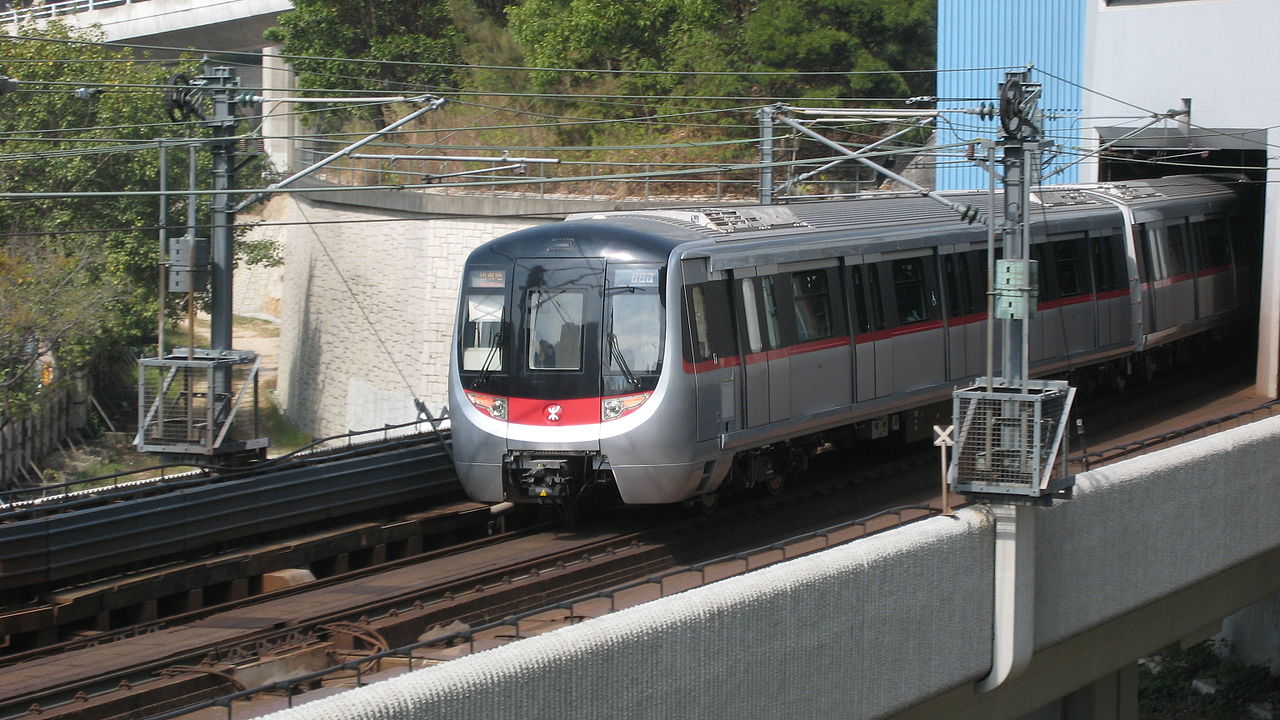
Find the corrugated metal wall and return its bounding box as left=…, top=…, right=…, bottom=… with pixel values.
left=937, top=0, right=1084, bottom=190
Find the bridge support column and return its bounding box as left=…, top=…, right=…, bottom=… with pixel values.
left=262, top=46, right=296, bottom=174
left=1018, top=664, right=1138, bottom=720
left=1220, top=591, right=1280, bottom=673
left=1062, top=664, right=1138, bottom=720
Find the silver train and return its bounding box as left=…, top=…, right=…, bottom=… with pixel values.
left=448, top=175, right=1257, bottom=509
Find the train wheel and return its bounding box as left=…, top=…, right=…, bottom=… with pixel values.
left=696, top=491, right=720, bottom=514
left=764, top=474, right=784, bottom=496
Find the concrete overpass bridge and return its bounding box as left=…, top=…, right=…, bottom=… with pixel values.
left=250, top=415, right=1280, bottom=720
left=2, top=0, right=298, bottom=167
left=0, top=0, right=289, bottom=53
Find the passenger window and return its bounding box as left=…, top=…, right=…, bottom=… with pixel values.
left=689, top=285, right=711, bottom=361
left=892, top=258, right=929, bottom=325
left=850, top=266, right=870, bottom=333
left=974, top=249, right=993, bottom=310
left=943, top=254, right=976, bottom=318
left=1194, top=218, right=1231, bottom=269
left=1166, top=224, right=1190, bottom=277
left=867, top=266, right=886, bottom=331
left=1030, top=244, right=1054, bottom=301
left=1053, top=240, right=1085, bottom=297
left=791, top=270, right=834, bottom=341
left=1091, top=233, right=1124, bottom=293
left=528, top=290, right=584, bottom=370
left=761, top=277, right=781, bottom=349
left=740, top=279, right=763, bottom=354
left=684, top=281, right=737, bottom=365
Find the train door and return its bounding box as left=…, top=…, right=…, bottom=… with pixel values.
left=782, top=263, right=850, bottom=415
left=1035, top=234, right=1094, bottom=361
left=1165, top=220, right=1198, bottom=326
left=1090, top=229, right=1129, bottom=349
left=852, top=261, right=894, bottom=398
left=510, top=256, right=606, bottom=444
left=1140, top=221, right=1195, bottom=336
left=848, top=261, right=878, bottom=402
left=759, top=275, right=791, bottom=422
left=681, top=266, right=740, bottom=443
left=876, top=253, right=946, bottom=393
left=1190, top=216, right=1236, bottom=319
left=940, top=248, right=986, bottom=382
left=734, top=273, right=771, bottom=429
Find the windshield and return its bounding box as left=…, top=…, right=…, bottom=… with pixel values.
left=605, top=264, right=664, bottom=376
left=528, top=289, right=585, bottom=370
left=459, top=268, right=507, bottom=372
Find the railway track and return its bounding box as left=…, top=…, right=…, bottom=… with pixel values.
left=0, top=363, right=1271, bottom=720
left=0, top=443, right=943, bottom=720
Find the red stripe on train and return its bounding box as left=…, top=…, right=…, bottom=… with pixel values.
left=679, top=283, right=1148, bottom=374
left=507, top=396, right=600, bottom=426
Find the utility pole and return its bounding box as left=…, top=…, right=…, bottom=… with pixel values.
left=206, top=64, right=239, bottom=357
left=947, top=68, right=1077, bottom=695
left=950, top=68, right=1074, bottom=501
left=137, top=66, right=446, bottom=463
left=995, top=70, right=1040, bottom=388
left=137, top=63, right=267, bottom=464
left=757, top=105, right=776, bottom=204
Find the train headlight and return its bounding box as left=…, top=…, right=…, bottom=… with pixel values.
left=601, top=392, right=650, bottom=422
left=466, top=391, right=508, bottom=420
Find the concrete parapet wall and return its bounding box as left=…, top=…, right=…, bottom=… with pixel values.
left=263, top=509, right=994, bottom=720
left=1035, top=417, right=1280, bottom=650
left=260, top=415, right=1280, bottom=720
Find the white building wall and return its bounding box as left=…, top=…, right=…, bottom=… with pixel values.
left=1084, top=0, right=1280, bottom=141
left=1084, top=0, right=1280, bottom=399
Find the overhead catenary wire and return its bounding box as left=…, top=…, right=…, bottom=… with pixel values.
left=7, top=38, right=1276, bottom=221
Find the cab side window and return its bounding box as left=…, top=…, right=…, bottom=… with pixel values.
left=791, top=270, right=834, bottom=341
left=892, top=257, right=930, bottom=325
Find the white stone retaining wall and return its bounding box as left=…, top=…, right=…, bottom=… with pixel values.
left=271, top=195, right=543, bottom=437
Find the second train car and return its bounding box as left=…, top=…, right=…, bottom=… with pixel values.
left=448, top=175, right=1256, bottom=510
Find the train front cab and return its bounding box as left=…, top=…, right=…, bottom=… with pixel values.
left=449, top=226, right=709, bottom=507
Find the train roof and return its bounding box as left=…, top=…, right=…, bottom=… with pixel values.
left=560, top=174, right=1246, bottom=271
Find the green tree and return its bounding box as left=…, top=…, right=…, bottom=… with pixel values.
left=264, top=0, right=465, bottom=124
left=742, top=0, right=935, bottom=100
left=0, top=24, right=187, bottom=421
left=508, top=0, right=731, bottom=89
left=0, top=24, right=274, bottom=437
left=507, top=0, right=934, bottom=101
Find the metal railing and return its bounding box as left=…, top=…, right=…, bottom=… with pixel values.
left=291, top=144, right=765, bottom=203
left=0, top=0, right=151, bottom=25
left=0, top=414, right=450, bottom=515
left=1072, top=399, right=1280, bottom=470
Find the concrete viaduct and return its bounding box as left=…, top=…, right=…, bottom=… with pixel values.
left=254, top=410, right=1280, bottom=720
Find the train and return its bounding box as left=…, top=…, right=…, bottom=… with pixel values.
left=448, top=174, right=1257, bottom=511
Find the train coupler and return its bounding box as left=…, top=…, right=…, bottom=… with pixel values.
left=503, top=453, right=598, bottom=503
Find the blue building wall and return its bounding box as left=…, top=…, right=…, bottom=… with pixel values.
left=936, top=0, right=1085, bottom=189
